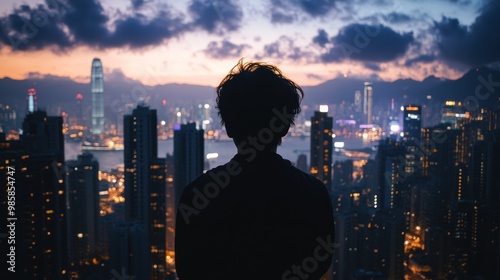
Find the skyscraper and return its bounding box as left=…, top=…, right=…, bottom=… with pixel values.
left=124, top=105, right=157, bottom=222
left=22, top=110, right=65, bottom=160
left=91, top=58, right=104, bottom=135
left=109, top=222, right=149, bottom=278
left=0, top=111, right=68, bottom=279
left=310, top=106, right=333, bottom=189
left=0, top=104, right=17, bottom=133
left=66, top=153, right=100, bottom=273
left=447, top=200, right=479, bottom=276
left=331, top=175, right=405, bottom=279
left=375, top=138, right=405, bottom=211
left=441, top=100, right=465, bottom=129
left=164, top=154, right=176, bottom=273
left=26, top=88, right=37, bottom=114
left=173, top=122, right=204, bottom=210
left=354, top=90, right=362, bottom=113
left=416, top=109, right=500, bottom=279
left=363, top=82, right=373, bottom=125
left=75, top=93, right=83, bottom=126
left=403, top=105, right=422, bottom=140
left=123, top=105, right=166, bottom=279
left=333, top=160, right=353, bottom=189
left=402, top=105, right=422, bottom=176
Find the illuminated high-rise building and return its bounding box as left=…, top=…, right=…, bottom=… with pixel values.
left=441, top=100, right=465, bottom=129
left=123, top=105, right=166, bottom=279
left=333, top=160, right=353, bottom=189
left=331, top=174, right=405, bottom=279
left=354, top=90, right=362, bottom=113
left=363, top=82, right=373, bottom=124
left=447, top=200, right=479, bottom=276
left=375, top=137, right=405, bottom=211
left=173, top=122, right=204, bottom=210
left=91, top=58, right=104, bottom=135
left=0, top=111, right=68, bottom=279
left=0, top=104, right=17, bottom=132
left=402, top=105, right=422, bottom=174
left=124, top=105, right=158, bottom=222
left=164, top=154, right=176, bottom=274
left=26, top=87, right=37, bottom=114
left=66, top=153, right=100, bottom=274
left=388, top=98, right=400, bottom=136
left=75, top=93, right=83, bottom=126
left=310, top=106, right=333, bottom=189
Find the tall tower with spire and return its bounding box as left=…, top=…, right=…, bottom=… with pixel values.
left=91, top=58, right=104, bottom=135
left=363, top=82, right=373, bottom=125
left=26, top=88, right=37, bottom=114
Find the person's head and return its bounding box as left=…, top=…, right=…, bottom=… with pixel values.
left=216, top=59, right=304, bottom=148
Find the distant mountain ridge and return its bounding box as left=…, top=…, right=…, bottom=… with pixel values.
left=1, top=67, right=499, bottom=113
left=303, top=66, right=500, bottom=106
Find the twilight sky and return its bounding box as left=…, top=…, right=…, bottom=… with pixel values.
left=0, top=0, right=499, bottom=87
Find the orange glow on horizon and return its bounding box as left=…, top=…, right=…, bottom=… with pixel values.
left=0, top=47, right=465, bottom=87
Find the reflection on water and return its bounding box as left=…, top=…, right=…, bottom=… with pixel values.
left=65, top=136, right=376, bottom=172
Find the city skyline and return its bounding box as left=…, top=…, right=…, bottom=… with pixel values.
left=0, top=0, right=499, bottom=87
left=0, top=1, right=499, bottom=277
left=1, top=80, right=499, bottom=278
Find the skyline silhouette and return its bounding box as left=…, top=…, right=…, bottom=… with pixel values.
left=0, top=0, right=500, bottom=279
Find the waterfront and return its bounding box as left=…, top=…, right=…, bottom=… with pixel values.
left=65, top=136, right=376, bottom=172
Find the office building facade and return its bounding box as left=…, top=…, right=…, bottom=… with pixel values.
left=173, top=122, right=204, bottom=210
left=0, top=111, right=68, bottom=279
left=66, top=153, right=100, bottom=273
left=91, top=58, right=104, bottom=135
left=123, top=105, right=166, bottom=279
left=310, top=108, right=333, bottom=189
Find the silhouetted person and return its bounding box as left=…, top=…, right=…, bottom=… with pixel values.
left=175, top=60, right=335, bottom=279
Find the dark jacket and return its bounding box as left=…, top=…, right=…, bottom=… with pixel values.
left=175, top=152, right=335, bottom=279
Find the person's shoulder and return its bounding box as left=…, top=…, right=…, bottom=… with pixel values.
left=281, top=159, right=326, bottom=188
left=182, top=160, right=238, bottom=194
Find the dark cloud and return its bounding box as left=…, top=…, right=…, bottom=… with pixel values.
left=62, top=0, right=110, bottom=45
left=257, top=36, right=313, bottom=61
left=269, top=0, right=296, bottom=24
left=433, top=1, right=500, bottom=66
left=269, top=0, right=336, bottom=24
left=63, top=0, right=186, bottom=48
left=203, top=40, right=250, bottom=59
left=446, top=0, right=472, bottom=5
left=307, top=73, right=324, bottom=80
left=188, top=0, right=242, bottom=34
left=0, top=0, right=193, bottom=50
left=0, top=2, right=72, bottom=51
left=270, top=10, right=296, bottom=24
left=131, top=0, right=145, bottom=9
left=318, top=23, right=414, bottom=62
left=260, top=38, right=289, bottom=59
left=404, top=54, right=436, bottom=66
left=312, top=29, right=329, bottom=47
left=109, top=12, right=186, bottom=48
left=296, top=0, right=336, bottom=17
left=382, top=12, right=412, bottom=24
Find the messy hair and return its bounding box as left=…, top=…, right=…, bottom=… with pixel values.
left=216, top=59, right=304, bottom=145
